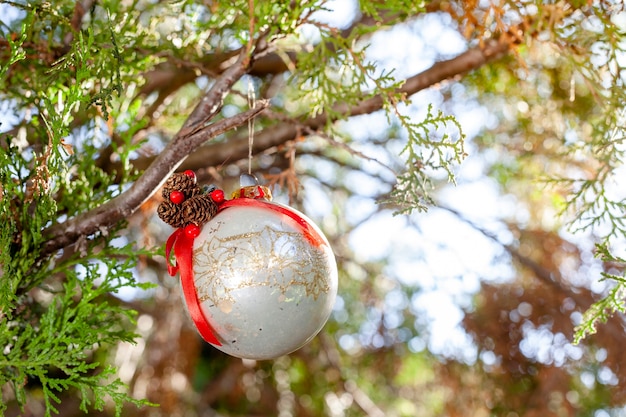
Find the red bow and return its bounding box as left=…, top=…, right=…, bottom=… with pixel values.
left=166, top=228, right=221, bottom=346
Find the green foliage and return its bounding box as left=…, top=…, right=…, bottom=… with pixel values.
left=0, top=132, right=154, bottom=414
left=574, top=243, right=626, bottom=343
left=359, top=0, right=427, bottom=23
left=282, top=6, right=466, bottom=214
left=0, top=241, right=155, bottom=416
left=463, top=1, right=626, bottom=343
left=550, top=6, right=626, bottom=338
left=287, top=23, right=401, bottom=118
left=0, top=10, right=29, bottom=80
left=0, top=0, right=157, bottom=414
left=385, top=104, right=466, bottom=214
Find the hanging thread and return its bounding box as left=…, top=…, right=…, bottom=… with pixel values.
left=247, top=78, right=255, bottom=175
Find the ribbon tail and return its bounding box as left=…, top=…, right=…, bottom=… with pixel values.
left=174, top=233, right=222, bottom=346
left=165, top=229, right=183, bottom=276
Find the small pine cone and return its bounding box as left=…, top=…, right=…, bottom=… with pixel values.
left=180, top=195, right=218, bottom=227
left=162, top=173, right=202, bottom=200
left=157, top=200, right=186, bottom=228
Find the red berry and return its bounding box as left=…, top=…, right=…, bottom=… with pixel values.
left=185, top=223, right=200, bottom=238
left=210, top=189, right=225, bottom=204
left=183, top=170, right=197, bottom=183
left=169, top=190, right=185, bottom=204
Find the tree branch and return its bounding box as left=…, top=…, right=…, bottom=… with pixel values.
left=40, top=35, right=510, bottom=256
left=40, top=49, right=266, bottom=256
left=163, top=38, right=512, bottom=172
left=136, top=1, right=446, bottom=96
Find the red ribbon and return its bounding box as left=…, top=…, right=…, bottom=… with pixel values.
left=218, top=198, right=325, bottom=248
left=166, top=228, right=221, bottom=346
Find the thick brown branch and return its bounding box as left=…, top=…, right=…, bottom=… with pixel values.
left=40, top=73, right=267, bottom=258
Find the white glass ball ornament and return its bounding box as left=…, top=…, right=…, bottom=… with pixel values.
left=160, top=173, right=338, bottom=360
left=187, top=193, right=338, bottom=360
left=169, top=188, right=337, bottom=360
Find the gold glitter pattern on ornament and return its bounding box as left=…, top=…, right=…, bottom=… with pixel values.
left=193, top=223, right=332, bottom=307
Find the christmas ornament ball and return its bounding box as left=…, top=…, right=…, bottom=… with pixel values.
left=190, top=199, right=338, bottom=360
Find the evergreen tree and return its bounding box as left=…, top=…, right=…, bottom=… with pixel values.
left=1, top=1, right=625, bottom=415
